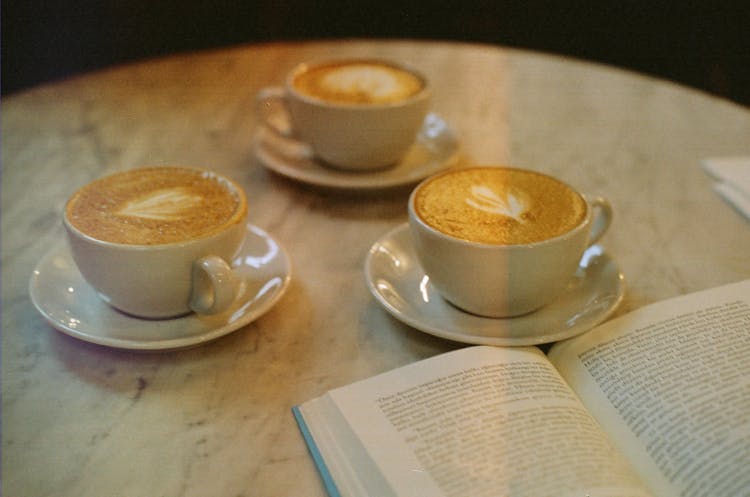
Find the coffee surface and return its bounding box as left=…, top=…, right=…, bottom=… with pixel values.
left=66, top=167, right=245, bottom=245
left=414, top=167, right=587, bottom=245
left=292, top=60, right=424, bottom=105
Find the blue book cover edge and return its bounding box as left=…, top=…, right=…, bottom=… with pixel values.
left=292, top=405, right=343, bottom=497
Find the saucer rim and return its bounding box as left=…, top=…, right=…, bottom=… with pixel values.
left=29, top=223, right=292, bottom=351
left=253, top=112, right=461, bottom=190
left=364, top=223, right=626, bottom=346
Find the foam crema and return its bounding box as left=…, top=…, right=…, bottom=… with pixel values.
left=292, top=60, right=424, bottom=105
left=65, top=167, right=246, bottom=245
left=413, top=167, right=587, bottom=245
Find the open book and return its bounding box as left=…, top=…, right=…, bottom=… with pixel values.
left=293, top=279, right=750, bottom=497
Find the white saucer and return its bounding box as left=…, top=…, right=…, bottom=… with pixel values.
left=364, top=224, right=625, bottom=346
left=253, top=112, right=461, bottom=190
left=29, top=224, right=292, bottom=351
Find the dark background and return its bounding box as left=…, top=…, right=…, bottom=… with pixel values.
left=3, top=1, right=749, bottom=106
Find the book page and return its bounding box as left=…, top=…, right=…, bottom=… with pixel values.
left=549, top=279, right=750, bottom=497
left=295, top=395, right=399, bottom=497
left=323, top=346, right=651, bottom=497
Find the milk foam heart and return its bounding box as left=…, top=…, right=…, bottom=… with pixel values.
left=465, top=185, right=530, bottom=222
left=116, top=188, right=204, bottom=220
left=66, top=167, right=246, bottom=245
left=413, top=167, right=587, bottom=245
left=292, top=60, right=424, bottom=105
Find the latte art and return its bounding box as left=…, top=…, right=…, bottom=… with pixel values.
left=293, top=60, right=424, bottom=105
left=413, top=167, right=587, bottom=245
left=116, top=188, right=204, bottom=221
left=466, top=185, right=529, bottom=222
left=320, top=66, right=408, bottom=101
left=66, top=167, right=246, bottom=245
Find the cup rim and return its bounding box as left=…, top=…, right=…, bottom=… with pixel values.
left=408, top=166, right=593, bottom=249
left=284, top=58, right=431, bottom=109
left=63, top=166, right=248, bottom=250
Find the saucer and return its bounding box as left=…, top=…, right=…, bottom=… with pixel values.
left=364, top=224, right=625, bottom=346
left=29, top=224, right=291, bottom=351
left=253, top=112, right=461, bottom=190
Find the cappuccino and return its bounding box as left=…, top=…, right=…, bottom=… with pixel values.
left=413, top=167, right=586, bottom=245
left=292, top=60, right=424, bottom=105
left=65, top=167, right=246, bottom=245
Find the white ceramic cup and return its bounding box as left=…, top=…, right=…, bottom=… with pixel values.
left=63, top=168, right=248, bottom=319
left=256, top=59, right=431, bottom=171
left=408, top=169, right=613, bottom=318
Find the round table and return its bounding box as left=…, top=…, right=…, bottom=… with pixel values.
left=2, top=39, right=749, bottom=496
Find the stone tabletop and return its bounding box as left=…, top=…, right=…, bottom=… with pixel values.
left=2, top=39, right=749, bottom=496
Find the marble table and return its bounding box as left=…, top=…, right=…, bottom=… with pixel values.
left=3, top=39, right=749, bottom=496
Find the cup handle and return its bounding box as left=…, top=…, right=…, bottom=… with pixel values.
left=256, top=86, right=293, bottom=137
left=190, top=255, right=240, bottom=315
left=587, top=196, right=613, bottom=246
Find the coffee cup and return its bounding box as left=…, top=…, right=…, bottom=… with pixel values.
left=63, top=166, right=249, bottom=319
left=408, top=166, right=613, bottom=318
left=256, top=58, right=431, bottom=171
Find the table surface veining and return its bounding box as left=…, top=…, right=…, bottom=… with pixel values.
left=2, top=39, right=749, bottom=497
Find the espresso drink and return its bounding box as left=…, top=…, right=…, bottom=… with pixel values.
left=413, top=167, right=587, bottom=245
left=292, top=60, right=424, bottom=105
left=66, top=167, right=246, bottom=245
